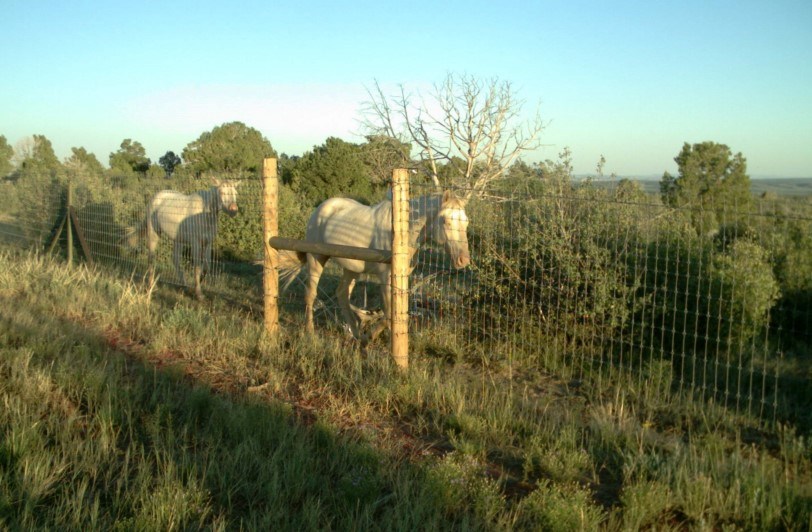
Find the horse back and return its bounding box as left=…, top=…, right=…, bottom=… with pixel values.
left=310, top=198, right=391, bottom=246
left=308, top=197, right=393, bottom=274
left=149, top=190, right=206, bottom=241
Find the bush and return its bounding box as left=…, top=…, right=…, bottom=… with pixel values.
left=514, top=480, right=605, bottom=531
left=640, top=231, right=780, bottom=360
left=462, top=180, right=636, bottom=351
left=713, top=240, right=780, bottom=348
left=216, top=181, right=309, bottom=262
left=13, top=173, right=64, bottom=247
left=757, top=198, right=812, bottom=339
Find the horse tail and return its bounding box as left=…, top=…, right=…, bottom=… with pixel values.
left=120, top=218, right=148, bottom=250
left=278, top=249, right=307, bottom=291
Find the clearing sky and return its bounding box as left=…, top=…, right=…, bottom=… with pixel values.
left=1, top=0, right=810, bottom=177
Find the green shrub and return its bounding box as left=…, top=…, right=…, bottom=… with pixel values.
left=641, top=233, right=779, bottom=359
left=713, top=239, right=780, bottom=349
left=462, top=182, right=636, bottom=351
left=425, top=452, right=504, bottom=524
left=216, top=181, right=309, bottom=262
left=514, top=480, right=605, bottom=531
left=13, top=174, right=63, bottom=246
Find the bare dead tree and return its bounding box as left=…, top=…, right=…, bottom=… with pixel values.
left=361, top=134, right=412, bottom=187
left=12, top=137, right=35, bottom=168
left=363, top=73, right=544, bottom=198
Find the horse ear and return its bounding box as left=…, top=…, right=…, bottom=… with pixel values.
left=212, top=177, right=221, bottom=187
left=442, top=189, right=452, bottom=204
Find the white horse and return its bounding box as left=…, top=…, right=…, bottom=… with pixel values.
left=280, top=190, right=470, bottom=344
left=127, top=179, right=239, bottom=299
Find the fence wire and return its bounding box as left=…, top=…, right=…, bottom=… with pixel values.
left=0, top=175, right=264, bottom=305
left=1, top=172, right=809, bottom=426
left=407, top=177, right=811, bottom=426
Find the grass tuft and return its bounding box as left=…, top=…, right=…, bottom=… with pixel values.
left=0, top=251, right=809, bottom=530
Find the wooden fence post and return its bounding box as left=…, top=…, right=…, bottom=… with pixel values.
left=68, top=207, right=94, bottom=266
left=390, top=168, right=410, bottom=369
left=263, top=158, right=279, bottom=337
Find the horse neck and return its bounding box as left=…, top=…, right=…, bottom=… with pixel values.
left=198, top=187, right=220, bottom=213
left=408, top=195, right=443, bottom=245
left=369, top=194, right=441, bottom=247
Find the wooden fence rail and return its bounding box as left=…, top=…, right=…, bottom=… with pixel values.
left=268, top=237, right=392, bottom=264
left=261, top=158, right=411, bottom=368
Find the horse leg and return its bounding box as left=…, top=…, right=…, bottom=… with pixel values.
left=192, top=241, right=204, bottom=301
left=348, top=280, right=384, bottom=325
left=304, top=254, right=327, bottom=334
left=146, top=225, right=159, bottom=288
left=193, top=266, right=203, bottom=300
left=172, top=242, right=186, bottom=287
left=362, top=272, right=392, bottom=347
left=200, top=239, right=212, bottom=283
left=337, top=270, right=362, bottom=339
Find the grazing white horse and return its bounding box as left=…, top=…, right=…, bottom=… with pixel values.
left=280, top=190, right=470, bottom=344
left=127, top=179, right=239, bottom=299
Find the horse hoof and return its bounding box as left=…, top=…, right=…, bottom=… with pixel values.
left=359, top=332, right=373, bottom=347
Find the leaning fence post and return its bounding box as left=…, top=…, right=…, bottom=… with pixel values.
left=69, top=207, right=94, bottom=266
left=390, top=168, right=410, bottom=369
left=262, top=158, right=279, bottom=337
left=66, top=180, right=74, bottom=265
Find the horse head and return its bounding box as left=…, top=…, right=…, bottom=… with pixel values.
left=213, top=178, right=240, bottom=217
left=432, top=190, right=471, bottom=269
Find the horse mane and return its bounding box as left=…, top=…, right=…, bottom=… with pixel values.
left=197, top=186, right=221, bottom=213
left=441, top=196, right=466, bottom=210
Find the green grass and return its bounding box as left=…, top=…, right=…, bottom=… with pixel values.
left=0, top=251, right=810, bottom=530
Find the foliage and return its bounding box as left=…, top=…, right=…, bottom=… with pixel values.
left=638, top=227, right=781, bottom=363
left=66, top=147, right=105, bottom=182
left=713, top=239, right=781, bottom=348
left=752, top=196, right=812, bottom=338
left=462, top=150, right=637, bottom=351
left=158, top=151, right=182, bottom=177
left=12, top=135, right=64, bottom=243
left=65, top=147, right=106, bottom=201
left=0, top=135, right=13, bottom=178
left=290, top=137, right=377, bottom=206
left=504, top=159, right=543, bottom=182
left=278, top=153, right=299, bottom=186
left=109, top=138, right=151, bottom=176
left=181, top=122, right=276, bottom=176
left=514, top=480, right=605, bottom=531
left=660, top=141, right=753, bottom=236
left=216, top=180, right=309, bottom=262
left=17, top=134, right=61, bottom=178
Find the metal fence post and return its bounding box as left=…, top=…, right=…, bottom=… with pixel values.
left=66, top=180, right=73, bottom=265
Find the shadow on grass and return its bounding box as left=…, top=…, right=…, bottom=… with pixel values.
left=0, top=298, right=493, bottom=530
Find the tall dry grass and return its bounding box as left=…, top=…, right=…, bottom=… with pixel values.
left=0, top=251, right=809, bottom=530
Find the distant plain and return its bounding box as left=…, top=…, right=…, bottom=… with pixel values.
left=594, top=177, right=812, bottom=197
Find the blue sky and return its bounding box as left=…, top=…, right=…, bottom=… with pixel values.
left=1, top=0, right=810, bottom=177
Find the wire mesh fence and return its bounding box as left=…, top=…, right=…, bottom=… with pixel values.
left=0, top=174, right=265, bottom=305
left=406, top=176, right=811, bottom=427
left=0, top=170, right=809, bottom=426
